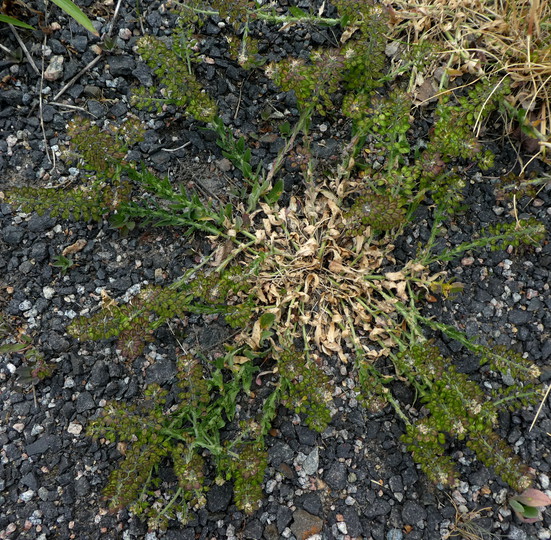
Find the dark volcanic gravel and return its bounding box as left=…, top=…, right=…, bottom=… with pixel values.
left=1, top=1, right=550, bottom=539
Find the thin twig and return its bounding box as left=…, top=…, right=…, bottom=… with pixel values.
left=233, top=72, right=252, bottom=120
left=529, top=383, right=551, bottom=432
left=38, top=3, right=54, bottom=168
left=0, top=43, right=14, bottom=54
left=53, top=55, right=102, bottom=101
left=106, top=0, right=124, bottom=38
left=39, top=36, right=54, bottom=166
left=233, top=82, right=245, bottom=120
left=49, top=102, right=92, bottom=114
left=52, top=0, right=121, bottom=102
left=162, top=141, right=192, bottom=152
left=9, top=24, right=39, bottom=74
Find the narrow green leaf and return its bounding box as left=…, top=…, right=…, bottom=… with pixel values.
left=521, top=505, right=541, bottom=519
left=264, top=178, right=284, bottom=205
left=50, top=0, right=98, bottom=35
left=509, top=499, right=525, bottom=513
left=0, top=14, right=35, bottom=29
left=279, top=121, right=291, bottom=136
left=0, top=343, right=28, bottom=353
left=288, top=6, right=308, bottom=17
left=259, top=312, right=276, bottom=329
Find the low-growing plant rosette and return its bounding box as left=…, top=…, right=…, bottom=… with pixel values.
left=509, top=488, right=551, bottom=524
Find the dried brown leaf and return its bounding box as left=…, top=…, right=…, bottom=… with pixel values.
left=62, top=238, right=87, bottom=256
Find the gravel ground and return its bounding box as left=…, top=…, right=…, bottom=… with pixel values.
left=1, top=1, right=550, bottom=539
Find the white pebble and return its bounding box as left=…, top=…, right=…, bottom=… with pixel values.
left=67, top=422, right=83, bottom=435
left=336, top=522, right=348, bottom=534
left=20, top=489, right=34, bottom=502
left=43, top=286, right=55, bottom=300
left=118, top=28, right=132, bottom=40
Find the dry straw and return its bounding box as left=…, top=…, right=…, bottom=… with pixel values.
left=384, top=0, right=551, bottom=156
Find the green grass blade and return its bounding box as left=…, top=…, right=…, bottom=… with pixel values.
left=50, top=0, right=98, bottom=35
left=0, top=14, right=35, bottom=30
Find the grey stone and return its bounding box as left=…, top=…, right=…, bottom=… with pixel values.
left=0, top=89, right=23, bottom=105
left=268, top=441, right=294, bottom=466
left=147, top=150, right=170, bottom=169
left=43, top=331, right=70, bottom=352
left=109, top=101, right=127, bottom=117
left=132, top=62, right=153, bottom=86
left=527, top=297, right=543, bottom=311
left=40, top=501, right=58, bottom=519
left=89, top=362, right=110, bottom=388
left=508, top=309, right=531, bottom=325
left=388, top=475, right=403, bottom=494
left=83, top=85, right=102, bottom=98
left=20, top=472, right=38, bottom=490
left=387, top=529, right=403, bottom=540
left=243, top=519, right=263, bottom=539
left=19, top=260, right=34, bottom=274
left=343, top=507, right=362, bottom=536
left=276, top=505, right=293, bottom=532
left=401, top=500, right=427, bottom=525
left=87, top=100, right=107, bottom=117
left=72, top=35, right=88, bottom=53
left=401, top=467, right=418, bottom=487
left=145, top=11, right=162, bottom=27
left=295, top=425, right=317, bottom=446
left=206, top=482, right=232, bottom=513
left=48, top=38, right=65, bottom=54
left=262, top=523, right=279, bottom=540
left=145, top=358, right=176, bottom=385
left=164, top=530, right=194, bottom=540
left=107, top=55, right=136, bottom=76
left=298, top=492, right=322, bottom=516
left=312, top=138, right=339, bottom=159
left=30, top=243, right=48, bottom=262
left=37, top=487, right=50, bottom=501
left=508, top=525, right=528, bottom=540
left=302, top=447, right=319, bottom=476
left=362, top=499, right=391, bottom=518
left=325, top=461, right=347, bottom=490
left=76, top=392, right=95, bottom=413
left=41, top=105, right=55, bottom=123
left=468, top=467, right=491, bottom=487
left=63, top=59, right=80, bottom=80
left=3, top=226, right=24, bottom=245
left=44, top=55, right=64, bottom=81
left=74, top=476, right=90, bottom=497
left=26, top=435, right=61, bottom=456
left=181, top=129, right=205, bottom=151
left=290, top=509, right=323, bottom=540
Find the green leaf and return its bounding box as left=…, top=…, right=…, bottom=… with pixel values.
left=279, top=121, right=291, bottom=136
left=259, top=312, right=276, bottom=329
left=521, top=505, right=541, bottom=519
left=514, top=489, right=551, bottom=507
left=340, top=14, right=351, bottom=27
left=50, top=0, right=98, bottom=35
left=0, top=342, right=28, bottom=353
left=509, top=499, right=525, bottom=513
left=264, top=178, right=284, bottom=205
left=0, top=14, right=35, bottom=29
left=288, top=6, right=308, bottom=17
